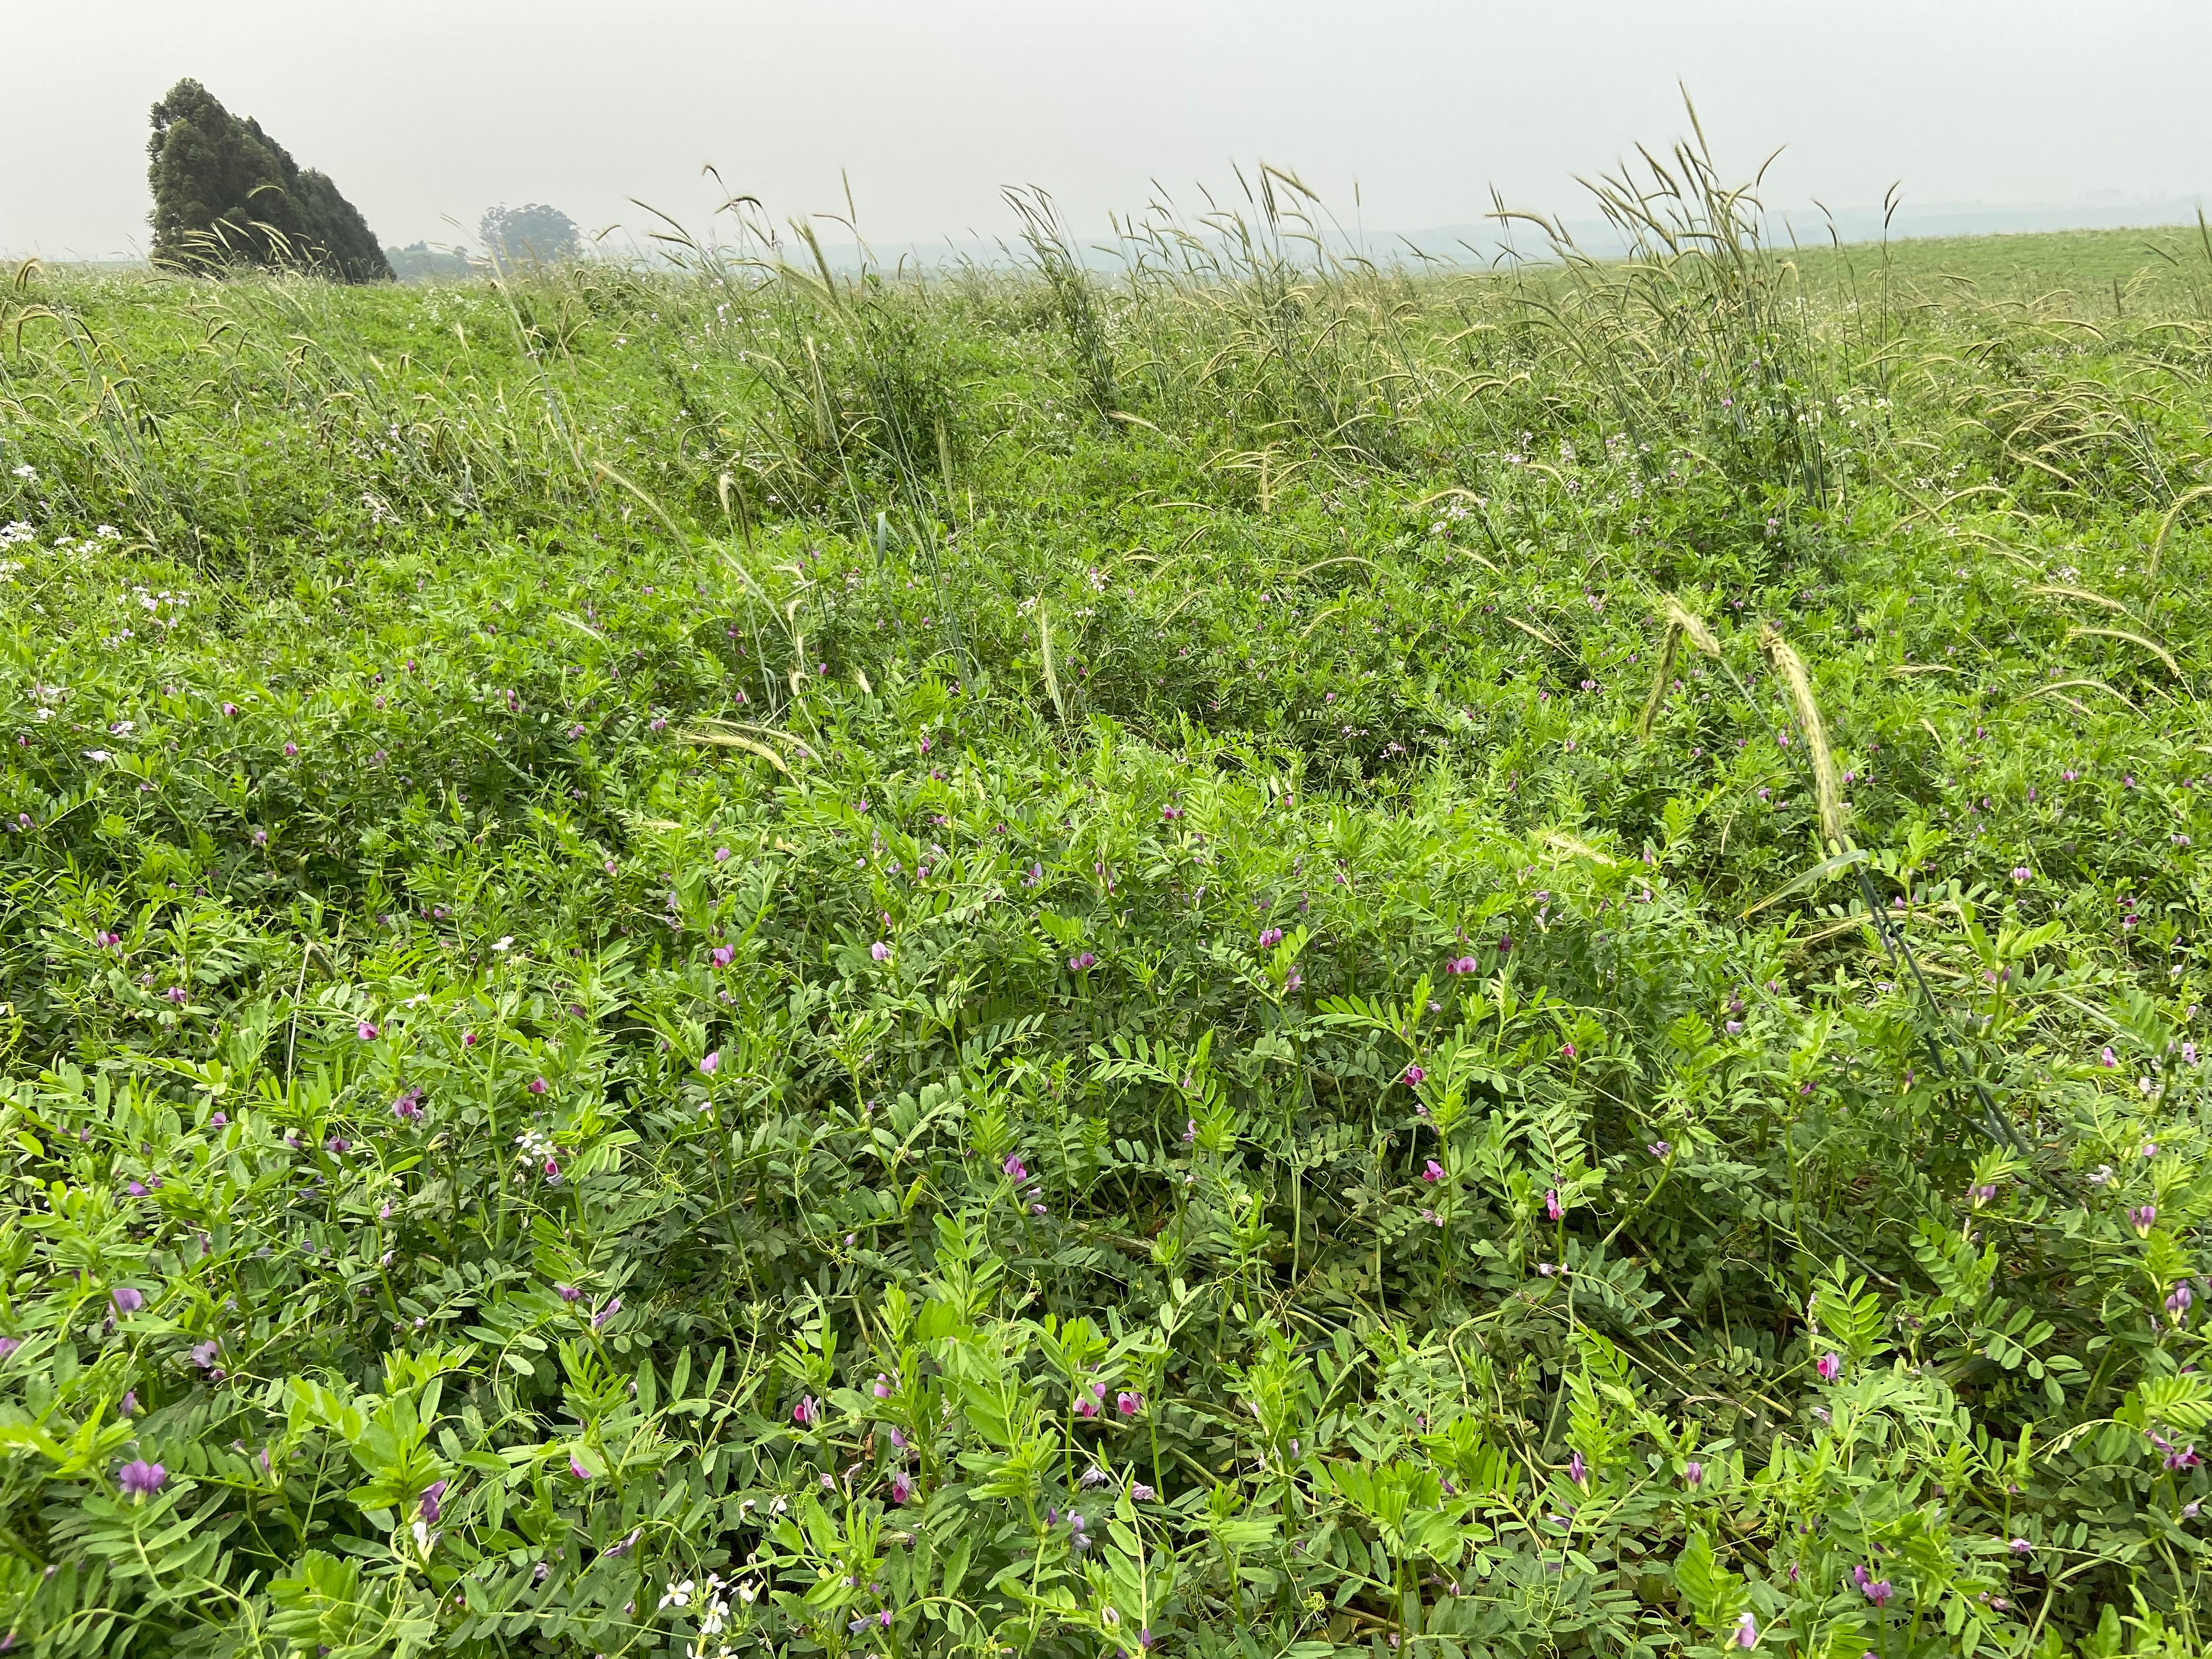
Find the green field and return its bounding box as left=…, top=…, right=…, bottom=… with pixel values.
left=3, top=174, right=2212, bottom=1658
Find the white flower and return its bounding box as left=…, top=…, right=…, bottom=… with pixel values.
left=10, top=465, right=33, bottom=479
left=658, top=1579, right=695, bottom=1611
left=95, top=525, right=120, bottom=540
left=83, top=749, right=112, bottom=763
left=492, top=935, right=514, bottom=952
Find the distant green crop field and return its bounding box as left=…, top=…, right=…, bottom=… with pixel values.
left=1796, top=221, right=2212, bottom=310
left=2, top=170, right=2210, bottom=1658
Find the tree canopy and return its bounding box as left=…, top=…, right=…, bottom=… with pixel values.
left=479, top=202, right=581, bottom=264
left=146, top=79, right=391, bottom=282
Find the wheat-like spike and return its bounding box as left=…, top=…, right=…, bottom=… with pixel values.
left=1638, top=622, right=1681, bottom=738
left=1759, top=621, right=1848, bottom=846
left=1661, top=595, right=1723, bottom=658
left=1039, top=599, right=1067, bottom=724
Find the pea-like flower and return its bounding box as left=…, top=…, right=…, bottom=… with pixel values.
left=2130, top=1204, right=2158, bottom=1235
left=1815, top=1352, right=1842, bottom=1382
left=1116, top=1390, right=1142, bottom=1417
left=1422, top=1160, right=1444, bottom=1183
left=112, top=1287, right=144, bottom=1315
left=118, top=1459, right=167, bottom=1499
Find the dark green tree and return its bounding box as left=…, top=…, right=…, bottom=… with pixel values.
left=146, top=79, right=392, bottom=282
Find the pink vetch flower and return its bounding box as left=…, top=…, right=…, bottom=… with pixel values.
left=2012, top=866, right=2031, bottom=882
left=870, top=941, right=891, bottom=961
left=111, top=1287, right=144, bottom=1315
left=1403, top=1064, right=1426, bottom=1086
left=1422, top=1160, right=1444, bottom=1183
left=1648, top=1140, right=1671, bottom=1159
left=1683, top=1460, right=1703, bottom=1488
left=1446, top=954, right=1478, bottom=975
left=889, top=1469, right=914, bottom=1503
left=528, top=1075, right=548, bottom=1094
left=1545, top=1189, right=1562, bottom=1222
left=589, top=1297, right=622, bottom=1331
left=1002, top=1154, right=1029, bottom=1182
left=222, top=702, right=239, bottom=718
left=1257, top=926, right=1283, bottom=949
left=792, top=1395, right=820, bottom=1427
left=1075, top=1396, right=1098, bottom=1419
left=1068, top=951, right=1097, bottom=972
left=1560, top=1041, right=1577, bottom=1059
left=698, top=1051, right=720, bottom=1075
left=2169, top=1282, right=2194, bottom=1324
left=117, top=1459, right=167, bottom=1499
left=189, top=1340, right=221, bottom=1373
left=418, top=1479, right=448, bottom=1523
left=1116, top=1390, right=1142, bottom=1418
left=392, top=1088, right=424, bottom=1122
left=119, top=1390, right=138, bottom=1416
left=163, top=986, right=187, bottom=1006
left=569, top=1455, right=594, bottom=1480
left=1733, top=1611, right=1758, bottom=1649
left=1815, top=1352, right=1842, bottom=1382
left=1567, top=1451, right=1588, bottom=1486
left=555, top=1284, right=583, bottom=1303
left=710, top=945, right=735, bottom=968
left=357, top=1020, right=380, bottom=1041
left=2130, top=1204, right=2158, bottom=1235
left=283, top=741, right=298, bottom=757
left=2100, top=1046, right=2118, bottom=1068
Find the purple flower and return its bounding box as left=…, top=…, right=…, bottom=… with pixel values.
left=1003, top=1154, right=1029, bottom=1181
left=710, top=945, right=735, bottom=968
left=1684, top=1460, right=1703, bottom=1488
left=590, top=1297, right=621, bottom=1330
left=1815, top=1352, right=1842, bottom=1382
left=1422, top=1159, right=1444, bottom=1183
left=556, top=1284, right=582, bottom=1302
left=1567, top=1451, right=1587, bottom=1486
left=792, top=1395, right=820, bottom=1426
left=871, top=941, right=891, bottom=961
left=698, top=1051, right=719, bottom=1075
left=118, top=1459, right=167, bottom=1498
left=189, top=1340, right=219, bottom=1371
left=2131, top=1204, right=2158, bottom=1235
left=1545, top=1188, right=1562, bottom=1221
left=1403, top=1064, right=1426, bottom=1085
left=357, top=1019, right=380, bottom=1041
left=528, top=1075, right=548, bottom=1093
left=0, top=1338, right=16, bottom=1362
left=164, top=986, right=187, bottom=1005
left=1446, top=955, right=1477, bottom=975
left=392, top=1088, right=424, bottom=1122
left=418, top=1479, right=448, bottom=1522
left=2011, top=865, right=2030, bottom=882
left=1648, top=1139, right=1671, bottom=1159
left=1734, top=1611, right=1758, bottom=1649
left=120, top=1390, right=138, bottom=1416
left=222, top=702, right=239, bottom=718
left=1131, top=1482, right=1156, bottom=1500
left=2100, top=1046, right=2118, bottom=1068
left=1068, top=951, right=1096, bottom=972
left=125, top=1181, right=146, bottom=1198
left=569, top=1455, right=592, bottom=1480
left=889, top=1469, right=914, bottom=1503
left=325, top=1136, right=349, bottom=1154
left=111, top=1287, right=144, bottom=1315
left=2169, top=1282, right=2194, bottom=1323
left=1116, top=1390, right=1142, bottom=1418
left=283, top=741, right=298, bottom=757
left=208, top=1112, right=226, bottom=1128
left=2008, top=1538, right=2032, bottom=1554
left=1257, top=927, right=1283, bottom=949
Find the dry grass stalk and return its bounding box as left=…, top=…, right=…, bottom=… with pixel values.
left=1758, top=622, right=1848, bottom=846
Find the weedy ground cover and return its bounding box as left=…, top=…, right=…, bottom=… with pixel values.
left=2, top=144, right=2211, bottom=1658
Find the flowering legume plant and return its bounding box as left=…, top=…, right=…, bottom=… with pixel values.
left=1, top=165, right=2210, bottom=1658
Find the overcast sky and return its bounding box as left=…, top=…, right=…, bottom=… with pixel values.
left=4, top=0, right=2207, bottom=261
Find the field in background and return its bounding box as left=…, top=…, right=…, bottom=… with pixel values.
left=3, top=157, right=2212, bottom=1657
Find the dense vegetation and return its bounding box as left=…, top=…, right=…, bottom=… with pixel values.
left=146, top=79, right=391, bottom=283
left=4, top=149, right=2212, bottom=1658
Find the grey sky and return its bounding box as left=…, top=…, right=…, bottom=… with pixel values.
left=5, top=0, right=2207, bottom=261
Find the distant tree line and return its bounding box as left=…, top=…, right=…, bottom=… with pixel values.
left=146, top=79, right=391, bottom=282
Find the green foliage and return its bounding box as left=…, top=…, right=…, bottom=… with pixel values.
left=3, top=144, right=2212, bottom=1656
left=146, top=78, right=392, bottom=283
